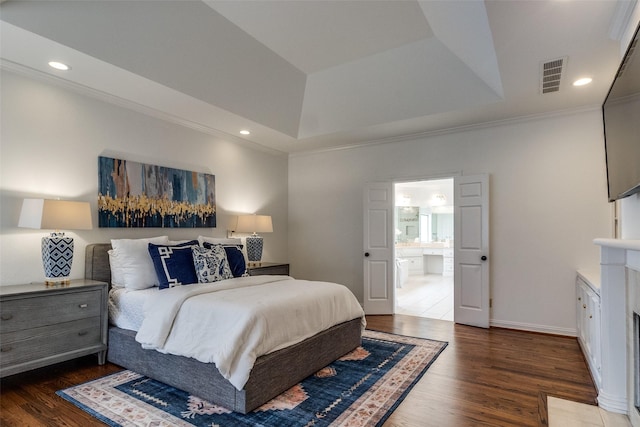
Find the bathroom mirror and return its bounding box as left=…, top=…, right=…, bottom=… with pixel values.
left=396, top=207, right=419, bottom=242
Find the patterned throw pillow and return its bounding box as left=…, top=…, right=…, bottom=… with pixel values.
left=203, top=242, right=248, bottom=277
left=148, top=241, right=199, bottom=289
left=192, top=245, right=233, bottom=283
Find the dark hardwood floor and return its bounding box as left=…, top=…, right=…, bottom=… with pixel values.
left=0, top=315, right=597, bottom=426
left=367, top=315, right=597, bottom=426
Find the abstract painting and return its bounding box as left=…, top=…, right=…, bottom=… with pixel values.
left=98, top=156, right=216, bottom=228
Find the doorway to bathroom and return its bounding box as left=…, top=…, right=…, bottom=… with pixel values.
left=394, top=178, right=454, bottom=320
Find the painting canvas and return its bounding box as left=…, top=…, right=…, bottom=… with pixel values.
left=98, top=156, right=216, bottom=228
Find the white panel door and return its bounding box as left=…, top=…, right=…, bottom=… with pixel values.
left=363, top=182, right=394, bottom=314
left=454, top=174, right=490, bottom=328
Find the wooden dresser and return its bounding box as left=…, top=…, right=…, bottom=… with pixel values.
left=0, top=279, right=108, bottom=377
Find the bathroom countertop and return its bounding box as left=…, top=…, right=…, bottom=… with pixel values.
left=395, top=242, right=452, bottom=249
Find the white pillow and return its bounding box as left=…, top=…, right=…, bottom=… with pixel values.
left=167, top=239, right=194, bottom=245
left=198, top=235, right=242, bottom=246
left=108, top=250, right=124, bottom=288
left=110, top=236, right=169, bottom=289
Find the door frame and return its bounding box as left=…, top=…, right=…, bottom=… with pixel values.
left=391, top=173, right=458, bottom=315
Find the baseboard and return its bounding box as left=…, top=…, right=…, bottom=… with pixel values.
left=490, top=319, right=576, bottom=337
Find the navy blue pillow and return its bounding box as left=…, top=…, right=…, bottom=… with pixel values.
left=203, top=242, right=247, bottom=277
left=148, top=240, right=199, bottom=289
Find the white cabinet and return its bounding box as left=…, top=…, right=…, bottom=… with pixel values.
left=397, top=245, right=453, bottom=276
left=406, top=256, right=423, bottom=274
left=442, top=248, right=454, bottom=277
left=396, top=247, right=424, bottom=275
left=576, top=272, right=601, bottom=390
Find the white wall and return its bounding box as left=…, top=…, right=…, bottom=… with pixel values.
left=289, top=110, right=611, bottom=334
left=621, top=194, right=640, bottom=238
left=0, top=70, right=289, bottom=286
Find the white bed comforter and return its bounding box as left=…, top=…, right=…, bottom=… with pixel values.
left=135, top=275, right=365, bottom=391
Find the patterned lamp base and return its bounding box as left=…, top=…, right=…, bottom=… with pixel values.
left=42, top=234, right=74, bottom=284
left=245, top=235, right=264, bottom=264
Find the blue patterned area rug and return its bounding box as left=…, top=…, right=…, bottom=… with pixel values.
left=57, top=330, right=447, bottom=427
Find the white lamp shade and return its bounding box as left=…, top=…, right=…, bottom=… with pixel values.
left=19, top=199, right=92, bottom=231
left=235, top=214, right=273, bottom=234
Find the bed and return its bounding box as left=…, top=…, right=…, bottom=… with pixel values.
left=84, top=242, right=364, bottom=413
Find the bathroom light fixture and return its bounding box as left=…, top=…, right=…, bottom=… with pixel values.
left=240, top=130, right=251, bottom=135
left=430, top=193, right=447, bottom=206
left=48, top=61, right=70, bottom=71
left=573, top=77, right=592, bottom=86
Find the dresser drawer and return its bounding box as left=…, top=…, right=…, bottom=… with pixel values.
left=248, top=264, right=290, bottom=276
left=423, top=248, right=443, bottom=256
left=0, top=317, right=102, bottom=367
left=0, top=289, right=101, bottom=333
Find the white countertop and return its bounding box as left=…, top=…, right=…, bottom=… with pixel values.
left=577, top=269, right=600, bottom=293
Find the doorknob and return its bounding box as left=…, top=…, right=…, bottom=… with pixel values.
left=364, top=252, right=370, bottom=257
left=481, top=255, right=487, bottom=261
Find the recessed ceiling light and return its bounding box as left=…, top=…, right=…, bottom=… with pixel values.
left=48, top=61, right=70, bottom=71
left=573, top=77, right=592, bottom=86
left=239, top=130, right=251, bottom=135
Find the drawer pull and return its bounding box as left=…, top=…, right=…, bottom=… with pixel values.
left=78, top=331, right=88, bottom=336
left=79, top=304, right=88, bottom=309
left=0, top=346, right=12, bottom=353
left=1, top=314, right=13, bottom=321
left=583, top=304, right=587, bottom=309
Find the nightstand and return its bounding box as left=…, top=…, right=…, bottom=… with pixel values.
left=247, top=262, right=290, bottom=276
left=0, top=279, right=108, bottom=377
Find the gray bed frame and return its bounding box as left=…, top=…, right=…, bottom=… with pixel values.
left=84, top=243, right=362, bottom=413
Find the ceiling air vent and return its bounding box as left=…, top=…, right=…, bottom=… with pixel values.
left=540, top=56, right=567, bottom=94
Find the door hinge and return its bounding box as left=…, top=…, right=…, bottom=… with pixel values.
left=489, top=298, right=493, bottom=308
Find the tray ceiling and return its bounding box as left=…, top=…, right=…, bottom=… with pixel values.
left=0, top=0, right=630, bottom=153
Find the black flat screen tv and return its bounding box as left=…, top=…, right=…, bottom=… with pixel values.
left=602, top=21, right=640, bottom=202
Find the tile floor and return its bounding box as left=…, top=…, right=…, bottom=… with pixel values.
left=395, top=273, right=453, bottom=320
left=548, top=396, right=631, bottom=427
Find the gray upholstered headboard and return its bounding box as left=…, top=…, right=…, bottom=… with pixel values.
left=85, top=243, right=113, bottom=285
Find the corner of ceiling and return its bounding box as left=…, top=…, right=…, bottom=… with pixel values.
left=418, top=0, right=504, bottom=99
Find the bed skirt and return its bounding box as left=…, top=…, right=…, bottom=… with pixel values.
left=107, top=318, right=362, bottom=413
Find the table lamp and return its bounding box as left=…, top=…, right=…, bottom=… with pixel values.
left=18, top=198, right=92, bottom=284
left=235, top=214, right=273, bottom=265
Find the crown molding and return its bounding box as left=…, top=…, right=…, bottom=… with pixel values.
left=1, top=59, right=288, bottom=158
left=608, top=0, right=638, bottom=41
left=289, top=105, right=602, bottom=158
